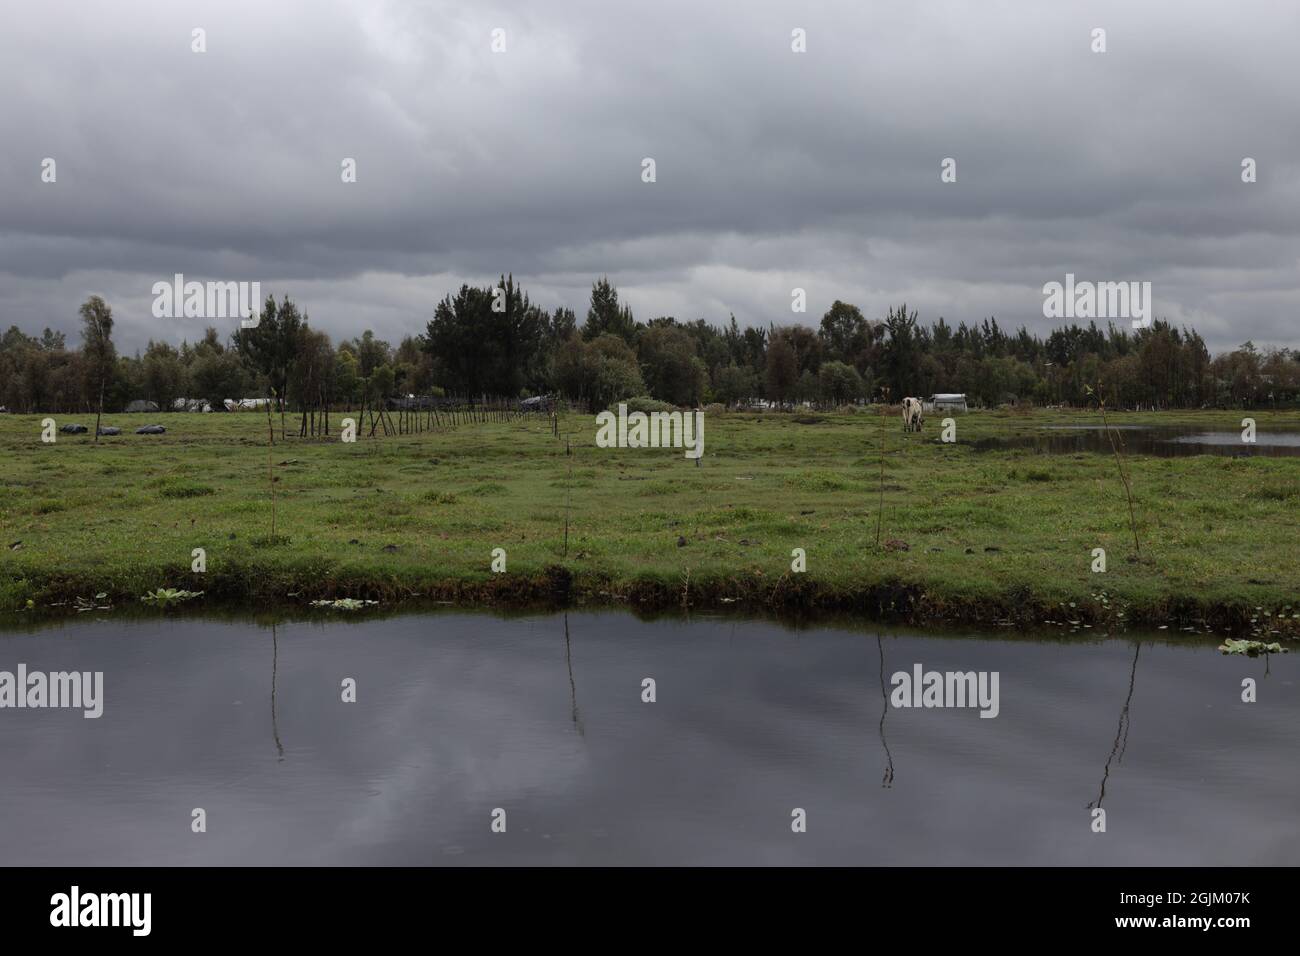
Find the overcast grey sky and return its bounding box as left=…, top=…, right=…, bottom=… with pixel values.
left=2, top=0, right=1297, bottom=353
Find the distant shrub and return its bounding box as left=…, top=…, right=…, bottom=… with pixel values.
left=619, top=395, right=675, bottom=414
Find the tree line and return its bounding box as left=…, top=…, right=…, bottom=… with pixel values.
left=2, top=280, right=1298, bottom=416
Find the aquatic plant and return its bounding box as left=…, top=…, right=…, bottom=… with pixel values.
left=1218, top=638, right=1286, bottom=656
left=141, top=588, right=203, bottom=605
left=309, top=598, right=378, bottom=611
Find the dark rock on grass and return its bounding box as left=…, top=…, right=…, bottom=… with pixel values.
left=135, top=424, right=166, bottom=435
left=60, top=424, right=88, bottom=434
left=676, top=535, right=687, bottom=547
left=97, top=426, right=120, bottom=436
left=382, top=544, right=399, bottom=552
left=984, top=546, right=1001, bottom=553
left=964, top=547, right=975, bottom=554
left=349, top=539, right=360, bottom=545
left=884, top=538, right=910, bottom=552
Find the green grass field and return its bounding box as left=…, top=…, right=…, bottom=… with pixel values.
left=2, top=406, right=1298, bottom=635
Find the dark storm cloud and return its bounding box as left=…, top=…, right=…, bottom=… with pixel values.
left=1, top=0, right=1297, bottom=351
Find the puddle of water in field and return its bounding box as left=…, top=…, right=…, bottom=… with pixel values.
left=967, top=425, right=1300, bottom=457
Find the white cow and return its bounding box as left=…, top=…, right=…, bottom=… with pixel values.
left=901, top=396, right=924, bottom=433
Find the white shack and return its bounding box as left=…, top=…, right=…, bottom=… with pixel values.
left=929, top=393, right=968, bottom=413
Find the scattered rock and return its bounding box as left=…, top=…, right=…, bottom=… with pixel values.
left=59, top=424, right=88, bottom=434
left=381, top=544, right=399, bottom=552
left=349, top=539, right=360, bottom=545
left=964, top=547, right=975, bottom=554
left=884, top=538, right=910, bottom=552
left=96, top=426, right=120, bottom=436
left=8, top=541, right=21, bottom=550
left=676, top=535, right=687, bottom=547
left=135, top=424, right=166, bottom=435
left=984, top=546, right=1001, bottom=553
left=927, top=547, right=943, bottom=553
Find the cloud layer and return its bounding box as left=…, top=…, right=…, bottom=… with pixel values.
left=2, top=0, right=1297, bottom=352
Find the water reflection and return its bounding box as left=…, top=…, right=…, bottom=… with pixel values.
left=270, top=623, right=285, bottom=761
left=876, top=634, right=895, bottom=788
left=563, top=613, right=583, bottom=737
left=0, top=611, right=1294, bottom=865
left=1089, top=642, right=1140, bottom=811
left=966, top=426, right=1300, bottom=457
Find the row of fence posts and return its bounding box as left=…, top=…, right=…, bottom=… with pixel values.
left=280, top=396, right=533, bottom=439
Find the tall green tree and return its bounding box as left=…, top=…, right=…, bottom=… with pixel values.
left=78, top=295, right=116, bottom=440
left=234, top=295, right=305, bottom=437
left=582, top=277, right=637, bottom=344
left=765, top=334, right=798, bottom=406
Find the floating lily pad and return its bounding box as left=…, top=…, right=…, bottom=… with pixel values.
left=1219, top=638, right=1286, bottom=656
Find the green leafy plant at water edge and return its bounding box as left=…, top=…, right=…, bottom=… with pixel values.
left=310, top=598, right=378, bottom=611
left=1218, top=638, right=1286, bottom=656
left=141, top=588, right=204, bottom=605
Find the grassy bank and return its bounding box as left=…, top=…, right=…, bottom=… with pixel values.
left=2, top=407, right=1298, bottom=636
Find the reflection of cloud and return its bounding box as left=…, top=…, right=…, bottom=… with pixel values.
left=0, top=613, right=1296, bottom=864
left=1, top=0, right=1298, bottom=351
